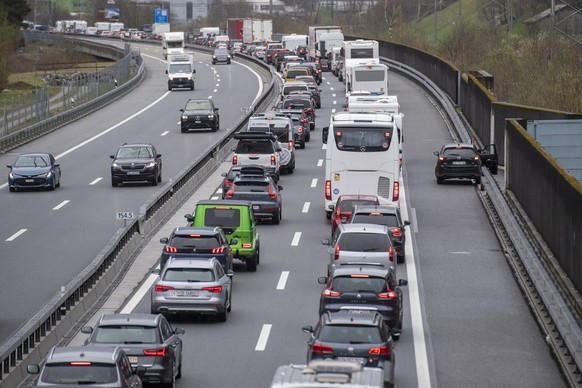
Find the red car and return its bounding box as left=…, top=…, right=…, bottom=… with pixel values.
left=331, top=195, right=380, bottom=236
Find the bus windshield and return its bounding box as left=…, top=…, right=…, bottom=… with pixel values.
left=333, top=126, right=394, bottom=152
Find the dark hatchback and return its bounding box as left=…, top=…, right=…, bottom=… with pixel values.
left=159, top=226, right=236, bottom=271
left=7, top=152, right=61, bottom=192
left=110, top=143, right=162, bottom=187
left=81, top=313, right=185, bottom=387
left=278, top=109, right=310, bottom=147
left=302, top=311, right=395, bottom=388
left=434, top=143, right=498, bottom=184
left=180, top=98, right=220, bottom=132
left=331, top=195, right=380, bottom=237
left=225, top=174, right=283, bottom=224
left=220, top=165, right=268, bottom=199
left=317, top=264, right=408, bottom=339
left=350, top=204, right=410, bottom=263
left=212, top=48, right=231, bottom=65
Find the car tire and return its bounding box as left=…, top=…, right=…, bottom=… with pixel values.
left=475, top=176, right=482, bottom=185
left=491, top=165, right=498, bottom=175
left=181, top=127, right=187, bottom=133
left=176, top=360, right=182, bottom=379
left=397, top=248, right=406, bottom=264
left=246, top=252, right=258, bottom=272
left=217, top=305, right=228, bottom=322
left=256, top=242, right=260, bottom=264
left=227, top=60, right=231, bottom=64
left=326, top=211, right=332, bottom=220
left=165, top=369, right=176, bottom=388
left=227, top=292, right=232, bottom=312
left=158, top=170, right=162, bottom=183
left=168, top=85, right=172, bottom=91
left=306, top=132, right=311, bottom=142
left=272, top=208, right=280, bottom=225
left=190, top=85, right=194, bottom=91
left=436, top=177, right=444, bottom=184
left=56, top=175, right=61, bottom=187
left=111, top=178, right=119, bottom=187
left=9, top=186, right=15, bottom=192
left=48, top=179, right=55, bottom=191
left=300, top=141, right=305, bottom=149
left=151, top=177, right=158, bottom=186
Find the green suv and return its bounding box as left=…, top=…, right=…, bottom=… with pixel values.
left=185, top=200, right=260, bottom=271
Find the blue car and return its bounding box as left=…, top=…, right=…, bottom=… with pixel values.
left=7, top=152, right=61, bottom=192
left=278, top=109, right=310, bottom=148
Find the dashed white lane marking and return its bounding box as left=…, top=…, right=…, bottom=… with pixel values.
left=330, top=87, right=334, bottom=90
left=120, top=273, right=158, bottom=314
left=317, top=159, right=324, bottom=167
left=322, top=144, right=327, bottom=150
left=161, top=131, right=170, bottom=136
left=216, top=83, right=220, bottom=87
left=276, top=271, right=290, bottom=290
left=333, top=100, right=337, bottom=105
left=410, top=207, right=419, bottom=233
left=255, top=324, right=272, bottom=351
left=89, top=177, right=102, bottom=185
left=332, top=93, right=336, bottom=97
left=450, top=252, right=472, bottom=254
left=208, top=95, right=213, bottom=99
left=213, top=89, right=218, bottom=93
left=291, top=232, right=302, bottom=246
left=326, top=82, right=331, bottom=85
left=6, top=229, right=27, bottom=241
left=53, top=200, right=70, bottom=210
left=332, top=109, right=336, bottom=113
left=311, top=178, right=318, bottom=188
left=176, top=121, right=180, bottom=125
left=302, top=202, right=310, bottom=213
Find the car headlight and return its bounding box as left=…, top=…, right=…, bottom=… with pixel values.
left=181, top=115, right=188, bottom=120
left=145, top=162, right=156, bottom=168
left=212, top=55, right=216, bottom=59
left=112, top=162, right=121, bottom=169
left=40, top=171, right=52, bottom=178
left=208, top=114, right=214, bottom=119
left=8, top=172, right=14, bottom=179
left=227, top=55, right=231, bottom=58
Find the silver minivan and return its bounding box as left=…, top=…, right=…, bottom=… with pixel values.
left=322, top=223, right=395, bottom=276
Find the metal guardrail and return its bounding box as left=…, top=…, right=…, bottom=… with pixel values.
left=0, top=45, right=276, bottom=388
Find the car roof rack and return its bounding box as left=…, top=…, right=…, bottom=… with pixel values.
left=234, top=132, right=277, bottom=140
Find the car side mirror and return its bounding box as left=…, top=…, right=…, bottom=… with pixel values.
left=184, top=213, right=194, bottom=222
left=160, top=237, right=169, bottom=244
left=399, top=279, right=408, bottom=286
left=27, top=365, right=40, bottom=375
left=54, top=163, right=60, bottom=168
left=322, top=239, right=330, bottom=245
left=110, top=155, right=115, bottom=159
left=193, top=69, right=196, bottom=74
left=156, top=154, right=162, bottom=158
left=227, top=270, right=234, bottom=278
left=215, top=107, right=219, bottom=111
left=165, top=70, right=168, bottom=74
left=433, top=151, right=439, bottom=156
left=80, top=326, right=93, bottom=334
left=302, top=325, right=314, bottom=334
left=278, top=185, right=283, bottom=191
left=6, top=165, right=12, bottom=168
left=317, top=276, right=327, bottom=285
left=329, top=205, right=335, bottom=211
left=404, top=220, right=410, bottom=226
left=229, top=239, right=238, bottom=245
left=276, top=147, right=282, bottom=152
left=180, top=109, right=184, bottom=112
left=174, top=327, right=186, bottom=335
left=151, top=268, right=160, bottom=275
left=322, top=127, right=329, bottom=144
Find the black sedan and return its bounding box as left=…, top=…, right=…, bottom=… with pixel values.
left=7, top=152, right=61, bottom=192
left=180, top=99, right=220, bottom=132
left=110, top=143, right=162, bottom=187
left=224, top=174, right=283, bottom=224
left=81, top=313, right=185, bottom=387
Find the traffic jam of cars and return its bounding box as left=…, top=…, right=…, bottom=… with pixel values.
left=16, top=28, right=500, bottom=388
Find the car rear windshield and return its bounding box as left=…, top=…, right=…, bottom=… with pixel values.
left=283, top=100, right=308, bottom=109
left=41, top=363, right=118, bottom=384
left=163, top=268, right=215, bottom=282
left=442, top=147, right=476, bottom=157
left=352, top=214, right=399, bottom=227
left=93, top=325, right=159, bottom=344
left=339, top=200, right=377, bottom=212
left=319, top=325, right=382, bottom=344
left=233, top=181, right=269, bottom=192
left=204, top=208, right=241, bottom=228
left=235, top=141, right=274, bottom=154
left=286, top=69, right=309, bottom=78
left=170, top=235, right=220, bottom=249
left=338, top=233, right=389, bottom=252
left=283, top=85, right=308, bottom=94
left=332, top=276, right=386, bottom=293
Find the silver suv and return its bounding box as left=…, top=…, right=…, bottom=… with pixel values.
left=232, top=132, right=282, bottom=182
left=322, top=223, right=395, bottom=276
left=27, top=346, right=143, bottom=387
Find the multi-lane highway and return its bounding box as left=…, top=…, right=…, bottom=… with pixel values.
left=1, top=42, right=567, bottom=387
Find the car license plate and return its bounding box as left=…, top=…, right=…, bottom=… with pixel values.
left=176, top=290, right=198, bottom=297
left=127, top=171, right=140, bottom=175
left=128, top=356, right=138, bottom=364
left=253, top=205, right=260, bottom=210
left=337, top=357, right=365, bottom=364
left=25, top=179, right=34, bottom=183
left=452, top=161, right=466, bottom=165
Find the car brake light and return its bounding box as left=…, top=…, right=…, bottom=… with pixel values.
left=225, top=187, right=234, bottom=198
left=392, top=181, right=399, bottom=202
left=165, top=246, right=178, bottom=253
left=368, top=346, right=390, bottom=355
left=202, top=286, right=223, bottom=293
left=224, top=179, right=233, bottom=186
left=189, top=234, right=201, bottom=237
left=288, top=140, right=293, bottom=150
left=378, top=291, right=397, bottom=299
left=242, top=243, right=252, bottom=248
left=212, top=247, right=225, bottom=253
left=268, top=185, right=278, bottom=199
left=312, top=344, right=333, bottom=354
left=323, top=289, right=341, bottom=297
left=155, top=285, right=175, bottom=292
left=350, top=274, right=370, bottom=278
left=70, top=362, right=92, bottom=366
left=335, top=207, right=340, bottom=217
left=271, top=154, right=276, bottom=166
left=389, top=245, right=394, bottom=262
left=334, top=244, right=340, bottom=261
left=143, top=348, right=166, bottom=357
left=325, top=180, right=331, bottom=200
left=232, top=155, right=238, bottom=165
left=303, top=119, right=308, bottom=124
left=390, top=227, right=401, bottom=237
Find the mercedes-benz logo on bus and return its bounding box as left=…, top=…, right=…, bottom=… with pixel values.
left=360, top=146, right=366, bottom=152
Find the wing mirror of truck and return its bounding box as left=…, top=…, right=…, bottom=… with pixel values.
left=193, top=69, right=196, bottom=74
left=322, top=126, right=329, bottom=144
left=165, top=70, right=168, bottom=74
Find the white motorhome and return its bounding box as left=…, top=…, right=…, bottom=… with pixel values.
left=282, top=34, right=308, bottom=51
left=322, top=111, right=403, bottom=218
left=345, top=63, right=389, bottom=96
left=166, top=54, right=195, bottom=91
left=162, top=32, right=185, bottom=59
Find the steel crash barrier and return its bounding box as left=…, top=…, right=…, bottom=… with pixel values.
left=0, top=36, right=277, bottom=387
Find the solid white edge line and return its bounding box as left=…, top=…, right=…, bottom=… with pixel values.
left=120, top=273, right=158, bottom=314
left=411, top=207, right=419, bottom=233
left=89, top=177, right=102, bottom=185
left=291, top=232, right=301, bottom=246
left=52, top=200, right=70, bottom=210
left=331, top=109, right=336, bottom=113
left=317, top=159, right=324, bottom=167
left=6, top=228, right=27, bottom=241
left=302, top=202, right=310, bottom=213
left=333, top=101, right=337, bottom=105
left=276, top=271, right=290, bottom=290
left=400, top=185, right=431, bottom=388
left=332, top=94, right=336, bottom=97
left=311, top=178, right=318, bottom=188
left=255, top=324, right=272, bottom=351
